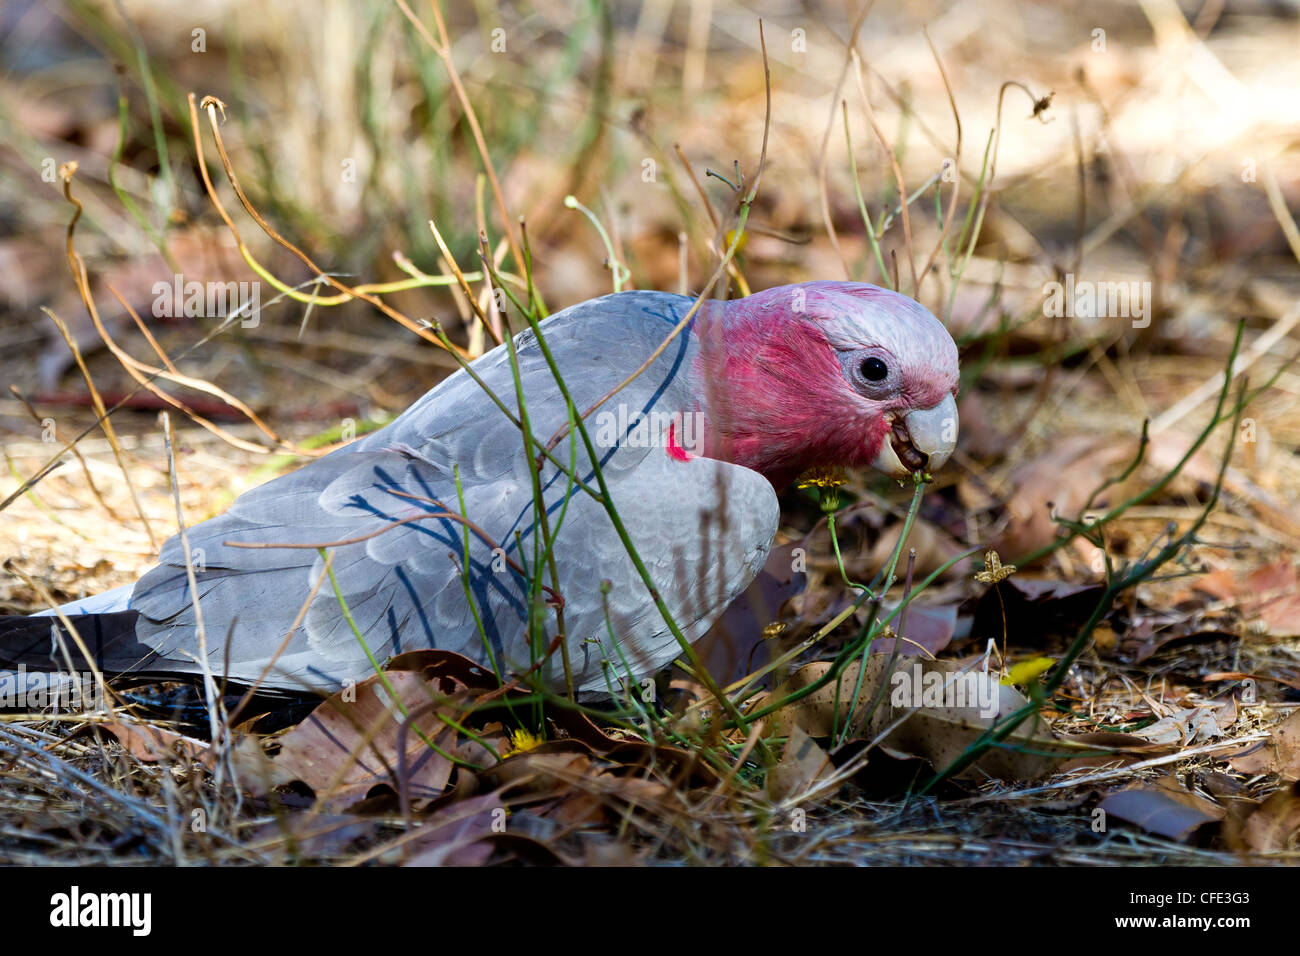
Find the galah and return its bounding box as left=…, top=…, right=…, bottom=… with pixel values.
left=1, top=281, right=959, bottom=698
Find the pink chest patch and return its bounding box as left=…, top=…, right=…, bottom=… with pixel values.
left=666, top=421, right=694, bottom=462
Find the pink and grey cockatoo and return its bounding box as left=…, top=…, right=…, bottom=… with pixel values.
left=1, top=282, right=959, bottom=697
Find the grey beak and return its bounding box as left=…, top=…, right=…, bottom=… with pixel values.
left=870, top=393, right=959, bottom=478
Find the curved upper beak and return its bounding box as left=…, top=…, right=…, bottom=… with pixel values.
left=870, top=393, right=959, bottom=479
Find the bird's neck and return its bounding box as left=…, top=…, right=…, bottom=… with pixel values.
left=692, top=303, right=890, bottom=489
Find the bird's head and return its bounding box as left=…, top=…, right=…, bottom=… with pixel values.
left=696, top=281, right=960, bottom=489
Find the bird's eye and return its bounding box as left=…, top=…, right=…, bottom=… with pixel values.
left=860, top=356, right=889, bottom=382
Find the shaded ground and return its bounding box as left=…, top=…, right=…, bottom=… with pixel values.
left=1, top=0, right=1299, bottom=864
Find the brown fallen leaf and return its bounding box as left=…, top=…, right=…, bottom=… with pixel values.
left=453, top=721, right=513, bottom=769
left=767, top=724, right=834, bottom=802
left=1229, top=782, right=1300, bottom=854
left=1195, top=770, right=1248, bottom=799
left=401, top=789, right=514, bottom=866
left=70, top=720, right=208, bottom=764
left=239, top=650, right=507, bottom=810
left=1144, top=431, right=1300, bottom=544
left=548, top=708, right=630, bottom=752
left=566, top=773, right=672, bottom=827
left=767, top=657, right=893, bottom=740
left=385, top=648, right=503, bottom=693
left=252, top=669, right=464, bottom=811
left=1188, top=560, right=1300, bottom=637
left=603, top=741, right=721, bottom=789
left=1125, top=621, right=1236, bottom=664
left=867, top=518, right=964, bottom=580
left=1132, top=702, right=1236, bottom=747
left=768, top=656, right=1059, bottom=782
left=1204, top=670, right=1300, bottom=694
left=869, top=602, right=958, bottom=658
left=971, top=576, right=1105, bottom=649
left=1228, top=710, right=1300, bottom=781
left=1098, top=774, right=1224, bottom=842
left=780, top=590, right=959, bottom=661
left=993, top=435, right=1135, bottom=562
left=476, top=741, right=694, bottom=835
left=478, top=744, right=596, bottom=798
left=882, top=659, right=1056, bottom=782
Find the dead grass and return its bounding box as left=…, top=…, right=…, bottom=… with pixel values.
left=1, top=0, right=1300, bottom=864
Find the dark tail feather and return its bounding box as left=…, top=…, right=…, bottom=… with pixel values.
left=0, top=612, right=181, bottom=678
left=0, top=614, right=313, bottom=731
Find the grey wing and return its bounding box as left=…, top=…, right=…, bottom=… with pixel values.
left=552, top=450, right=779, bottom=696
left=129, top=441, right=777, bottom=697
left=129, top=289, right=776, bottom=694
left=130, top=446, right=533, bottom=692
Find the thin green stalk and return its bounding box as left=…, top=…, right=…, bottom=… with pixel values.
left=319, top=547, right=472, bottom=770
left=600, top=585, right=659, bottom=739
left=828, top=509, right=874, bottom=597
left=485, top=247, right=574, bottom=703
left=1014, top=323, right=1295, bottom=568
left=944, top=129, right=995, bottom=323
left=843, top=101, right=892, bottom=287
left=113, top=0, right=175, bottom=217
left=424, top=322, right=602, bottom=500
left=452, top=464, right=503, bottom=683
left=564, top=195, right=630, bottom=292
left=838, top=479, right=925, bottom=740
left=876, top=172, right=942, bottom=235
left=109, top=83, right=171, bottom=266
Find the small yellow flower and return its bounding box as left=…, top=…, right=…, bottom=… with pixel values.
left=505, top=727, right=544, bottom=757
left=798, top=466, right=849, bottom=514
left=974, top=549, right=1016, bottom=584
left=796, top=466, right=848, bottom=489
